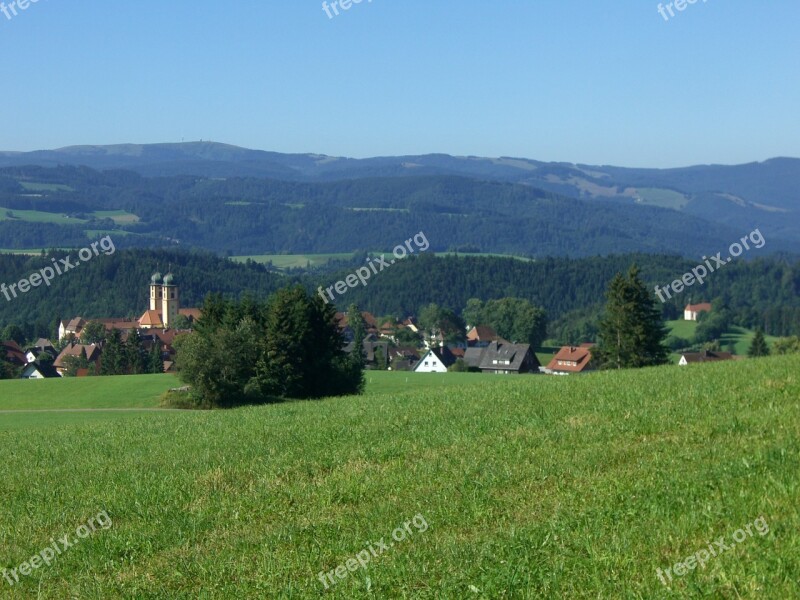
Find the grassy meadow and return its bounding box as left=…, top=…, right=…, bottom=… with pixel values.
left=0, top=356, right=798, bottom=597
left=665, top=320, right=780, bottom=357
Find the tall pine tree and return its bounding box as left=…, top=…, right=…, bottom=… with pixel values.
left=748, top=329, right=770, bottom=357
left=595, top=265, right=668, bottom=369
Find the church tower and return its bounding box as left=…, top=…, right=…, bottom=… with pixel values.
left=149, top=272, right=163, bottom=311
left=161, top=272, right=180, bottom=328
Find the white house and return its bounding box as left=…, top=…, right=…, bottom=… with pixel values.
left=412, top=347, right=456, bottom=373
left=684, top=302, right=712, bottom=321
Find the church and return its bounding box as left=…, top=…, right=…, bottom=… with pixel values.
left=58, top=271, right=201, bottom=341
left=138, top=271, right=197, bottom=329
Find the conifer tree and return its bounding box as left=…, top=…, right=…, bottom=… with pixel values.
left=595, top=265, right=668, bottom=369
left=748, top=329, right=770, bottom=357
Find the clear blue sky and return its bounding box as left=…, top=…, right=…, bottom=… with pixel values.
left=1, top=0, right=798, bottom=167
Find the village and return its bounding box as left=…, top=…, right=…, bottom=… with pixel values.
left=1, top=271, right=738, bottom=380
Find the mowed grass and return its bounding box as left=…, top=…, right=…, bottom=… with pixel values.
left=0, top=356, right=798, bottom=597
left=0, top=374, right=176, bottom=411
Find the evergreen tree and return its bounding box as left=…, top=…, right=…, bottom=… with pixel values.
left=374, top=346, right=388, bottom=370
left=100, top=329, right=126, bottom=375
left=595, top=265, right=668, bottom=369
left=149, top=340, right=165, bottom=374
left=748, top=329, right=770, bottom=357
left=348, top=304, right=367, bottom=370
left=126, top=329, right=146, bottom=374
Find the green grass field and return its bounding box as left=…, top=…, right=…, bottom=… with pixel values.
left=0, top=207, right=137, bottom=226
left=0, top=207, right=87, bottom=224
left=666, top=320, right=780, bottom=356
left=0, top=357, right=798, bottom=597
left=19, top=182, right=75, bottom=192
left=232, top=253, right=356, bottom=270
left=90, top=210, right=140, bottom=224
left=233, top=252, right=533, bottom=271
left=634, top=187, right=690, bottom=209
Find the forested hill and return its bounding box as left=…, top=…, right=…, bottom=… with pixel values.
left=0, top=250, right=292, bottom=337
left=314, top=253, right=800, bottom=338
left=1, top=250, right=797, bottom=341
left=2, top=165, right=798, bottom=258
left=2, top=143, right=798, bottom=244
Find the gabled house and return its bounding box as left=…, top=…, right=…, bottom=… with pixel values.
left=466, top=325, right=504, bottom=347
left=413, top=346, right=457, bottom=373
left=54, top=343, right=102, bottom=376
left=546, top=345, right=594, bottom=375
left=58, top=317, right=87, bottom=341
left=678, top=350, right=734, bottom=365
left=335, top=311, right=380, bottom=341
left=1, top=340, right=27, bottom=367
left=684, top=302, right=712, bottom=321
left=465, top=341, right=540, bottom=374
left=388, top=346, right=420, bottom=371
left=21, top=361, right=60, bottom=379
left=402, top=317, right=420, bottom=333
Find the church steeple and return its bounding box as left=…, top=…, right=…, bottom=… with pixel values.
left=161, top=272, right=179, bottom=328
left=149, top=272, right=163, bottom=311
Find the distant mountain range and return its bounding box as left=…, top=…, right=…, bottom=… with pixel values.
left=0, top=142, right=798, bottom=255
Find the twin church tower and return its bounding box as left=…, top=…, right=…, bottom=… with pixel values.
left=148, top=272, right=180, bottom=328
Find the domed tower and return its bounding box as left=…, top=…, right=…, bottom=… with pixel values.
left=161, top=272, right=180, bottom=328
left=149, top=272, right=163, bottom=311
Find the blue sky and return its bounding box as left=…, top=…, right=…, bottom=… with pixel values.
left=0, top=0, right=797, bottom=167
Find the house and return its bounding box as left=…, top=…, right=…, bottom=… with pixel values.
left=1, top=340, right=27, bottom=367
left=684, top=302, right=712, bottom=321
left=466, top=325, right=504, bottom=347
left=58, top=317, right=87, bottom=341
left=20, top=361, right=60, bottom=379
left=413, top=346, right=457, bottom=373
left=379, top=320, right=399, bottom=341
left=344, top=336, right=390, bottom=369
left=678, top=350, right=734, bottom=365
left=53, top=343, right=102, bottom=376
left=546, top=345, right=594, bottom=375
left=402, top=317, right=420, bottom=333
left=464, top=341, right=540, bottom=374
left=335, top=311, right=380, bottom=341
left=388, top=346, right=420, bottom=371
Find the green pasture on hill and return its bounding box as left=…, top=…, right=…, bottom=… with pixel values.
left=0, top=356, right=798, bottom=597
left=666, top=320, right=780, bottom=356
left=231, top=253, right=355, bottom=270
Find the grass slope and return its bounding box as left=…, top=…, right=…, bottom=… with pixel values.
left=0, top=356, right=798, bottom=597
left=666, top=320, right=781, bottom=356
left=0, top=374, right=176, bottom=410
